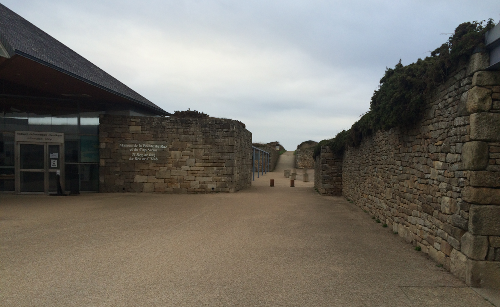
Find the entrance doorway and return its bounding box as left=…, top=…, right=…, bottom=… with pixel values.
left=15, top=131, right=64, bottom=194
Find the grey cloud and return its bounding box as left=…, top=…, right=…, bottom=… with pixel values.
left=2, top=0, right=499, bottom=149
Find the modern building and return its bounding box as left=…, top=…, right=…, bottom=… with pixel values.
left=0, top=4, right=168, bottom=194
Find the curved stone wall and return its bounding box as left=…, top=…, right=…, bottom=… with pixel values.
left=99, top=115, right=252, bottom=193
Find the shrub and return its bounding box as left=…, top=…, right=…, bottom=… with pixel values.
left=296, top=140, right=318, bottom=150
left=313, top=130, right=349, bottom=159
left=171, top=109, right=209, bottom=118
left=314, top=19, right=495, bottom=159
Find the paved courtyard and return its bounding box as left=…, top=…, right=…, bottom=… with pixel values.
left=1, top=153, right=498, bottom=306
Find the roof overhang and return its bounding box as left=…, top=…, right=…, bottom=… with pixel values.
left=0, top=54, right=169, bottom=116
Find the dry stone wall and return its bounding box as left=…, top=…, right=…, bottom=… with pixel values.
left=99, top=115, right=252, bottom=193
left=252, top=143, right=280, bottom=172
left=314, top=146, right=342, bottom=196
left=295, top=141, right=317, bottom=169
left=315, top=53, right=500, bottom=288
left=295, top=148, right=315, bottom=169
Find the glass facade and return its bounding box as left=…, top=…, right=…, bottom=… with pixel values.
left=0, top=132, right=14, bottom=191
left=0, top=113, right=101, bottom=192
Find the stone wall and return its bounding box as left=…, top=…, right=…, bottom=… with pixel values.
left=315, top=53, right=500, bottom=288
left=99, top=115, right=252, bottom=193
left=253, top=143, right=280, bottom=172
left=295, top=141, right=317, bottom=169
left=295, top=148, right=315, bottom=169
left=314, top=146, right=342, bottom=196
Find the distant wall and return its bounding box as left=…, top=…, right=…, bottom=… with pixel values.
left=296, top=148, right=315, bottom=169
left=295, top=141, right=317, bottom=169
left=315, top=53, right=500, bottom=288
left=252, top=143, right=280, bottom=172
left=314, top=146, right=342, bottom=195
left=99, top=115, right=252, bottom=193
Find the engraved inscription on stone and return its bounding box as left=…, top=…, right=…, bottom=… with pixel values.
left=120, top=143, right=167, bottom=161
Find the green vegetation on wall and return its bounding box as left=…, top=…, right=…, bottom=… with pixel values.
left=296, top=140, right=318, bottom=149
left=313, top=20, right=495, bottom=159
left=172, top=110, right=209, bottom=118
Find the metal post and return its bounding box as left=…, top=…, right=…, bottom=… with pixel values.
left=252, top=147, right=255, bottom=181
left=251, top=147, right=271, bottom=179
left=267, top=152, right=269, bottom=173
left=265, top=152, right=267, bottom=174
left=264, top=153, right=269, bottom=174
left=257, top=151, right=260, bottom=178
left=261, top=151, right=264, bottom=176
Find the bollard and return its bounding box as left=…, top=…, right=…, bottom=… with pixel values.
left=284, top=169, right=290, bottom=178
left=270, top=179, right=274, bottom=187
left=290, top=179, right=295, bottom=187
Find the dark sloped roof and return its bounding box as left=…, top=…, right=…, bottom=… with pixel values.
left=0, top=3, right=167, bottom=115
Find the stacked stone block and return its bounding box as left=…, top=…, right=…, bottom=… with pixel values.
left=314, top=146, right=342, bottom=196
left=99, top=115, right=252, bottom=193
left=295, top=141, right=317, bottom=169
left=460, top=70, right=500, bottom=287
left=315, top=53, right=500, bottom=288
left=296, top=147, right=316, bottom=169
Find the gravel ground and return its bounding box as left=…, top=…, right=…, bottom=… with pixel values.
left=0, top=154, right=497, bottom=306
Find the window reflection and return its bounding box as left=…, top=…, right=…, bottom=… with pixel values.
left=28, top=117, right=52, bottom=125
left=0, top=132, right=15, bottom=191
left=1, top=113, right=101, bottom=192
left=80, top=135, right=99, bottom=162
left=1, top=117, right=28, bottom=131
left=80, top=117, right=99, bottom=125
left=52, top=117, right=78, bottom=126
left=52, top=116, right=79, bottom=133
left=0, top=133, right=14, bottom=167
left=80, top=164, right=99, bottom=191
left=20, top=172, right=44, bottom=192
left=65, top=135, right=79, bottom=163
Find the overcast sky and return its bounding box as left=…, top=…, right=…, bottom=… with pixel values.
left=3, top=1, right=499, bottom=149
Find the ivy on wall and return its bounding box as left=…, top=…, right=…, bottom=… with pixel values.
left=313, top=20, right=495, bottom=159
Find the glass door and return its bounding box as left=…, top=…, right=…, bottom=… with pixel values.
left=48, top=144, right=60, bottom=193
left=17, top=143, right=64, bottom=194
left=19, top=144, right=45, bottom=192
